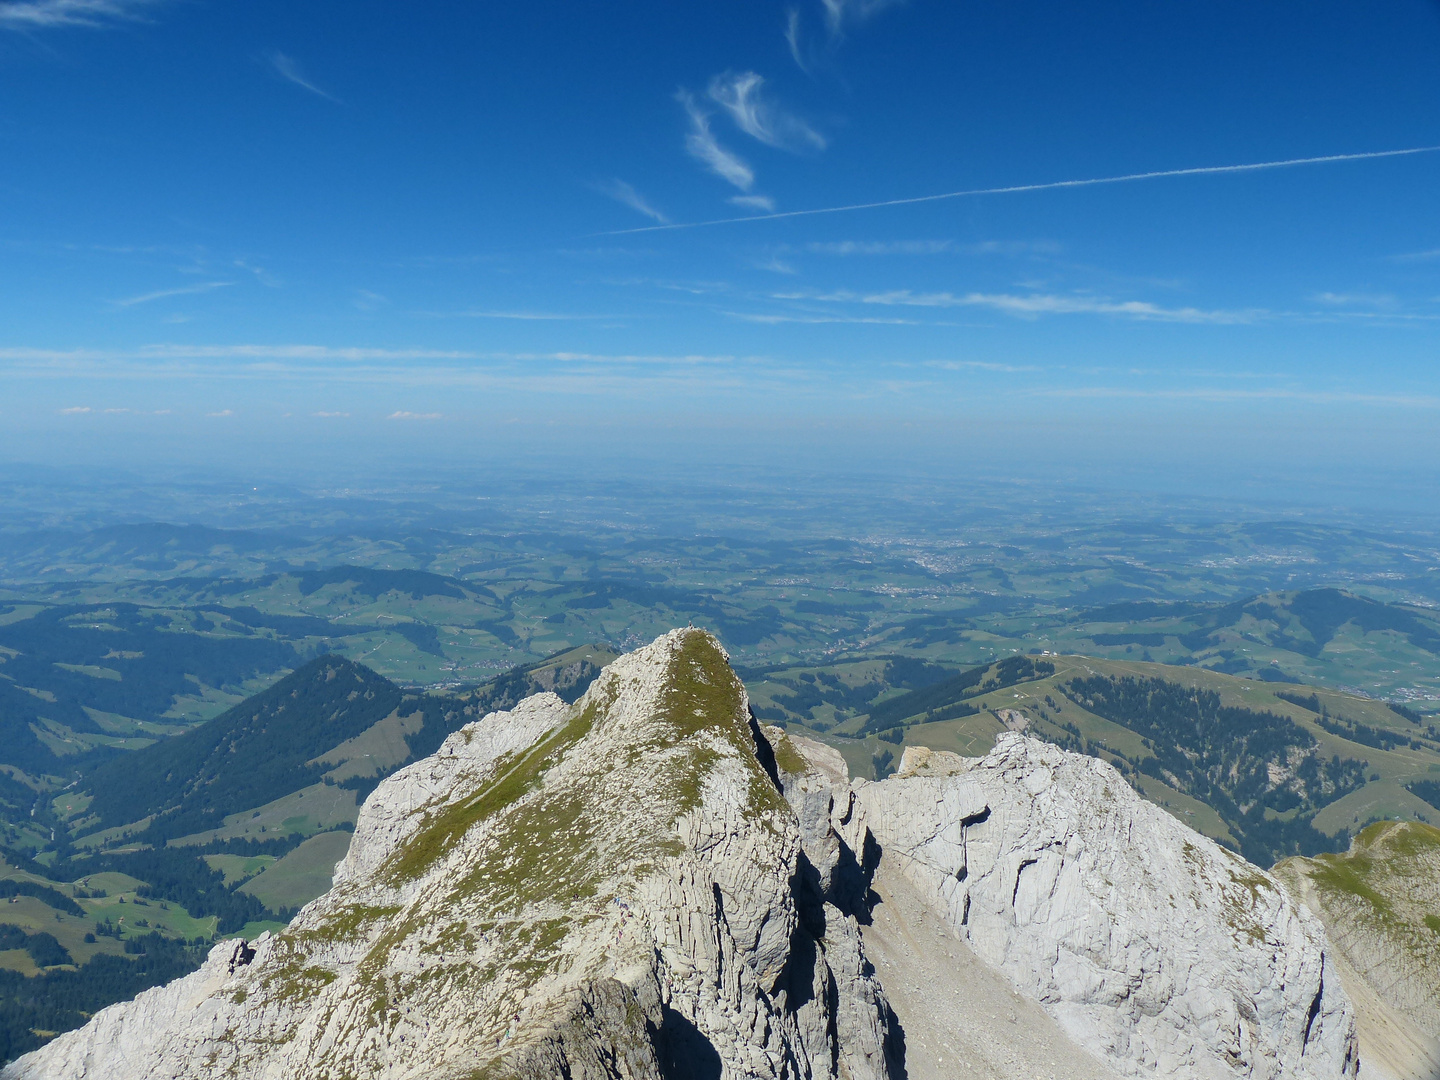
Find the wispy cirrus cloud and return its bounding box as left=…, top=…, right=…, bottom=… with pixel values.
left=387, top=411, right=443, bottom=420
left=0, top=345, right=747, bottom=370
left=234, top=258, right=282, bottom=288
left=785, top=0, right=903, bottom=71
left=594, top=179, right=668, bottom=224
left=707, top=71, right=825, bottom=153
left=0, top=0, right=160, bottom=29
left=868, top=289, right=1262, bottom=324
left=1042, top=386, right=1440, bottom=407
left=108, top=281, right=233, bottom=308
left=773, top=287, right=1264, bottom=324
left=792, top=238, right=1060, bottom=256
left=927, top=359, right=1039, bottom=373
left=784, top=8, right=808, bottom=71
left=1312, top=291, right=1396, bottom=308
left=805, top=239, right=953, bottom=256
left=752, top=255, right=797, bottom=274
left=730, top=194, right=777, bottom=212
left=1386, top=248, right=1440, bottom=263
left=416, top=309, right=623, bottom=321
left=677, top=90, right=754, bottom=190
left=726, top=311, right=919, bottom=325
left=265, top=51, right=340, bottom=103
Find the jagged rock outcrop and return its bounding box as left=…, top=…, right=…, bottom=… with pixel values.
left=1275, top=821, right=1440, bottom=1080
left=7, top=630, right=896, bottom=1080
left=6, top=630, right=1363, bottom=1080
left=846, top=742, right=1357, bottom=1080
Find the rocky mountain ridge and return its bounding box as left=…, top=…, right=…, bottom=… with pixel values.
left=5, top=630, right=1364, bottom=1080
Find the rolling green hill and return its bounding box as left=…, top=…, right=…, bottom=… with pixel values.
left=79, top=656, right=408, bottom=844
left=0, top=603, right=298, bottom=776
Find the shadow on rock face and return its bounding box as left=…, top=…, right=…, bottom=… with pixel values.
left=656, top=1006, right=722, bottom=1080
left=831, top=830, right=884, bottom=926
left=883, top=1001, right=909, bottom=1080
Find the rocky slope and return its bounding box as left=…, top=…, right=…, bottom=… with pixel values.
left=6, top=629, right=1362, bottom=1080
left=1275, top=822, right=1440, bottom=1080
left=830, top=741, right=1357, bottom=1080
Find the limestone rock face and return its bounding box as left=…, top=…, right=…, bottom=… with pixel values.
left=6, top=630, right=896, bottom=1080
left=852, top=740, right=1358, bottom=1080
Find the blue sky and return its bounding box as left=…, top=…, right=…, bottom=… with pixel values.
left=2, top=0, right=1440, bottom=500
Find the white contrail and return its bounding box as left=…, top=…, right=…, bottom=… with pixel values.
left=600, top=145, right=1440, bottom=236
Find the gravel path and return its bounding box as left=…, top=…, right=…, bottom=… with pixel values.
left=860, top=864, right=1122, bottom=1080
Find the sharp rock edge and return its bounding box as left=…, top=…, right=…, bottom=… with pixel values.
left=5, top=629, right=1359, bottom=1080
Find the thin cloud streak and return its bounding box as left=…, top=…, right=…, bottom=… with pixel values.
left=1042, top=386, right=1440, bottom=407
left=731, top=195, right=777, bottom=212
left=0, top=345, right=747, bottom=368
left=594, top=179, right=668, bottom=224
left=265, top=51, right=341, bottom=103
left=771, top=287, right=1263, bottom=323
left=784, top=8, right=807, bottom=71
left=602, top=144, right=1440, bottom=235
left=1386, top=248, right=1440, bottom=263
left=109, top=281, right=233, bottom=308
left=927, top=360, right=1039, bottom=373
left=417, top=310, right=622, bottom=321
left=726, top=311, right=920, bottom=325
left=0, top=0, right=158, bottom=28
left=806, top=240, right=952, bottom=255
left=1312, top=292, right=1396, bottom=308
left=864, top=290, right=1262, bottom=324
